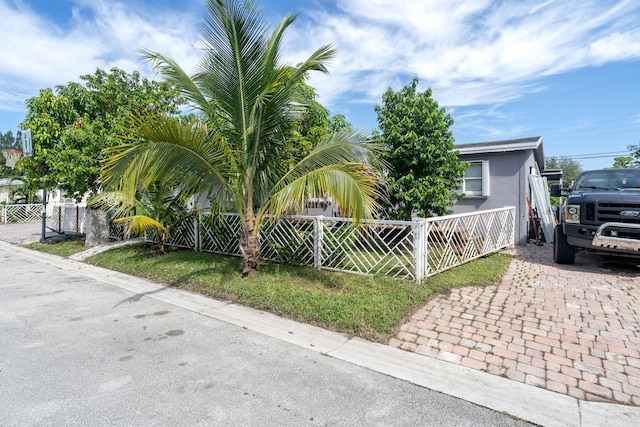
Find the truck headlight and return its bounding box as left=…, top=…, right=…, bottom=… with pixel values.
left=565, top=205, right=580, bottom=223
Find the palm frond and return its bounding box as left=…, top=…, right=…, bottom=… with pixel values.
left=259, top=162, right=384, bottom=225
left=114, top=215, right=167, bottom=238
left=258, top=129, right=387, bottom=224
left=272, top=129, right=388, bottom=189
left=101, top=112, right=237, bottom=207
left=140, top=50, right=214, bottom=118
left=89, top=190, right=148, bottom=220
left=196, top=2, right=337, bottom=189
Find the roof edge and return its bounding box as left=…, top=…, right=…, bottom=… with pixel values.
left=455, top=136, right=542, bottom=155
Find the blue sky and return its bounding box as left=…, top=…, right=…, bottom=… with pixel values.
left=1, top=0, right=639, bottom=170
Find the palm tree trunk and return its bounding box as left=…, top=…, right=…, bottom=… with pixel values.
left=240, top=214, right=260, bottom=277
left=157, top=232, right=165, bottom=255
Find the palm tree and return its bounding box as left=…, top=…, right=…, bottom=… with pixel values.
left=90, top=181, right=194, bottom=255
left=101, top=0, right=387, bottom=276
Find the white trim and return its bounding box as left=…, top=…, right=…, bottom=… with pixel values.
left=482, top=160, right=490, bottom=196
left=462, top=160, right=490, bottom=197
left=455, top=137, right=542, bottom=155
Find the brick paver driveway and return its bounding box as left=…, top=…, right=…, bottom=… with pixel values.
left=391, top=244, right=640, bottom=406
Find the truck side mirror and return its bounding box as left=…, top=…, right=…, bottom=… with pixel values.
left=550, top=183, right=563, bottom=197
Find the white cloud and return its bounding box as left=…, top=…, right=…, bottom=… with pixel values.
left=0, top=0, right=201, bottom=113
left=1, top=0, right=639, bottom=136
left=278, top=0, right=640, bottom=112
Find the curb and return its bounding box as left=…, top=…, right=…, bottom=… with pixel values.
left=1, top=240, right=639, bottom=426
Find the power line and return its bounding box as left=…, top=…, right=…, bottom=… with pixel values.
left=562, top=154, right=627, bottom=160
left=553, top=151, right=628, bottom=156
left=550, top=151, right=630, bottom=160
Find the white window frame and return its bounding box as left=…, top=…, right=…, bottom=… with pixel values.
left=462, top=160, right=490, bottom=197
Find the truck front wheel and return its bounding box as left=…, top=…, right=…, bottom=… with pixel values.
left=554, top=225, right=575, bottom=264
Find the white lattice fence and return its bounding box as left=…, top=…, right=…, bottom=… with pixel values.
left=1, top=204, right=41, bottom=223
left=165, top=213, right=420, bottom=280
left=143, top=207, right=514, bottom=283
left=260, top=216, right=315, bottom=265
left=166, top=218, right=198, bottom=249
left=232, top=215, right=418, bottom=280
left=318, top=217, right=418, bottom=281
left=424, top=207, right=515, bottom=276
left=108, top=219, right=127, bottom=240
left=199, top=213, right=242, bottom=255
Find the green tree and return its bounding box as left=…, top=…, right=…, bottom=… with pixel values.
left=611, top=144, right=640, bottom=169
left=281, top=82, right=353, bottom=170
left=627, top=143, right=640, bottom=160
left=375, top=76, right=465, bottom=220
left=1, top=130, right=18, bottom=175
left=100, top=0, right=387, bottom=276
left=545, top=157, right=583, bottom=185
left=1, top=131, right=27, bottom=193
left=611, top=156, right=638, bottom=169
left=0, top=130, right=22, bottom=150
left=18, top=68, right=184, bottom=201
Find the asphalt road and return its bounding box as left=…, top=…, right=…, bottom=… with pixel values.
left=0, top=243, right=532, bottom=427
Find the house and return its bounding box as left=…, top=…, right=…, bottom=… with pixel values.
left=299, top=135, right=550, bottom=246
left=452, top=136, right=546, bottom=245
left=0, top=178, right=24, bottom=204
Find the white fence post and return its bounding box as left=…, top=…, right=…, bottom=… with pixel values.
left=194, top=215, right=200, bottom=251
left=313, top=216, right=323, bottom=269
left=412, top=218, right=425, bottom=283
left=424, top=220, right=432, bottom=277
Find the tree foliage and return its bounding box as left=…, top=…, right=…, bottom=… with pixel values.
left=18, top=68, right=184, bottom=200
left=545, top=157, right=583, bottom=185
left=0, top=130, right=37, bottom=203
left=1, top=130, right=22, bottom=177
left=281, top=82, right=353, bottom=171
left=101, top=0, right=387, bottom=275
left=611, top=156, right=638, bottom=169
left=0, top=130, right=22, bottom=150
left=375, top=76, right=465, bottom=220
left=611, top=144, right=640, bottom=169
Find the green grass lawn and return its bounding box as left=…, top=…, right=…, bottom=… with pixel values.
left=24, top=238, right=87, bottom=257
left=85, top=243, right=512, bottom=343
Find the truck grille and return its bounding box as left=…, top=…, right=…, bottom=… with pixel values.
left=595, top=202, right=640, bottom=224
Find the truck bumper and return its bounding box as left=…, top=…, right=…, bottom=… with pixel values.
left=591, top=222, right=640, bottom=252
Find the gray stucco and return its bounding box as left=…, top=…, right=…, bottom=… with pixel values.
left=452, top=138, right=543, bottom=246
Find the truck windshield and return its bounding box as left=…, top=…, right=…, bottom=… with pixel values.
left=574, top=170, right=640, bottom=190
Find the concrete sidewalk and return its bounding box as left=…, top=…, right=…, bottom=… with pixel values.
left=1, top=238, right=639, bottom=426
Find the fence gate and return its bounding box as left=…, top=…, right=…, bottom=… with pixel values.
left=1, top=204, right=41, bottom=224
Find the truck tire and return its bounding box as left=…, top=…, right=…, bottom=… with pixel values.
left=554, top=225, right=575, bottom=264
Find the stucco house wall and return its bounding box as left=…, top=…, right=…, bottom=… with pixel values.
left=452, top=137, right=544, bottom=246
